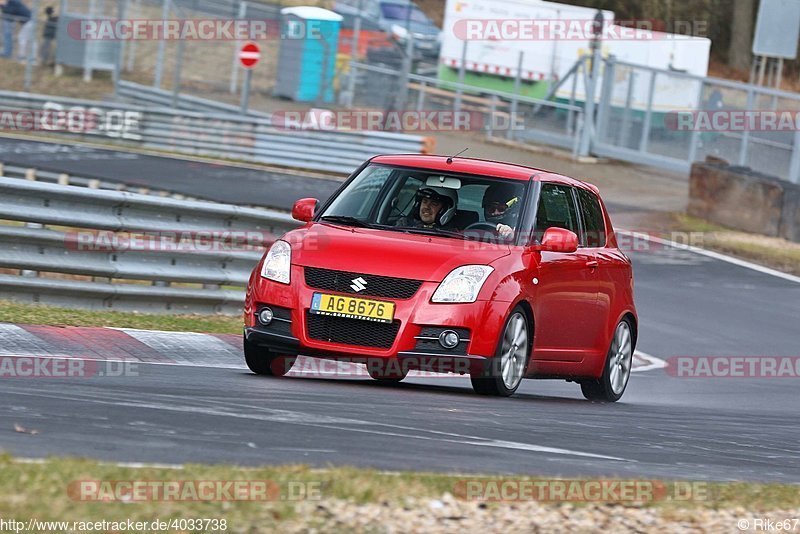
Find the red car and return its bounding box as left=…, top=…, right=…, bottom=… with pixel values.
left=244, top=155, right=637, bottom=401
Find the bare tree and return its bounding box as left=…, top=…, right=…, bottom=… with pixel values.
left=727, top=0, right=757, bottom=70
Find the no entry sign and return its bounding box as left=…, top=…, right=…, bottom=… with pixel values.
left=239, top=42, right=261, bottom=69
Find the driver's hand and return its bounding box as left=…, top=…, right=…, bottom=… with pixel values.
left=496, top=223, right=514, bottom=239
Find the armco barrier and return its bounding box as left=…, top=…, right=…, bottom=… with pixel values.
left=0, top=176, right=302, bottom=314
left=0, top=90, right=431, bottom=174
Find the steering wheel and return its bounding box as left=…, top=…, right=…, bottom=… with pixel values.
left=464, top=221, right=499, bottom=232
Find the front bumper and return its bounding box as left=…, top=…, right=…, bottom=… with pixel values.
left=245, top=265, right=509, bottom=364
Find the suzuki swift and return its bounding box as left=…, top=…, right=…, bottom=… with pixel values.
left=244, top=155, right=637, bottom=401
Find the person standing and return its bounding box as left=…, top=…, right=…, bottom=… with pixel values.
left=15, top=0, right=33, bottom=61
left=0, top=0, right=31, bottom=59
left=39, top=5, right=56, bottom=65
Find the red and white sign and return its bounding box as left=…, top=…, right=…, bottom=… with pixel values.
left=238, top=42, right=261, bottom=69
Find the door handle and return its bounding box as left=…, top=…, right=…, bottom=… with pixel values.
left=585, top=260, right=599, bottom=269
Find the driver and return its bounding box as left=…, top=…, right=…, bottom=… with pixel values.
left=396, top=186, right=458, bottom=229
left=482, top=183, right=520, bottom=240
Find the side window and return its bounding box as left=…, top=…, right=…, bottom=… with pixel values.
left=577, top=189, right=606, bottom=247
left=533, top=184, right=579, bottom=242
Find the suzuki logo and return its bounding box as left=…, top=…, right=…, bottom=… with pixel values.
left=350, top=277, right=367, bottom=292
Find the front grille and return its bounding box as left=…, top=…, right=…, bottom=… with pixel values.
left=304, top=267, right=422, bottom=300
left=306, top=312, right=400, bottom=349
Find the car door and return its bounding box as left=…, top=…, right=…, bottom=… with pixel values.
left=530, top=183, right=602, bottom=362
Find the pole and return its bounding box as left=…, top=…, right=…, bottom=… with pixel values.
left=343, top=0, right=363, bottom=107
left=23, top=0, right=41, bottom=91
left=454, top=39, right=467, bottom=113
left=230, top=0, right=247, bottom=94
left=241, top=68, right=253, bottom=113
left=125, top=0, right=137, bottom=72
left=506, top=51, right=523, bottom=140
left=154, top=0, right=169, bottom=88
left=578, top=10, right=603, bottom=157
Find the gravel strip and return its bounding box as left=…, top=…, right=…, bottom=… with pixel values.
left=278, top=494, right=798, bottom=533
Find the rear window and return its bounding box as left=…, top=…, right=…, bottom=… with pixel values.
left=576, top=188, right=606, bottom=247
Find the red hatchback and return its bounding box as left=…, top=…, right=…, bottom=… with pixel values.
left=244, top=155, right=637, bottom=401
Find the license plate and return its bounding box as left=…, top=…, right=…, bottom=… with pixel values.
left=310, top=293, right=395, bottom=323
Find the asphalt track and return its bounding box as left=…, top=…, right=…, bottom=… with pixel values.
left=0, top=136, right=799, bottom=482
left=1, top=243, right=799, bottom=482
left=0, top=136, right=342, bottom=209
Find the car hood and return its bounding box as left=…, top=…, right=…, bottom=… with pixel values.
left=285, top=223, right=511, bottom=282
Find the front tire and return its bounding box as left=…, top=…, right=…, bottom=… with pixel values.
left=470, top=307, right=530, bottom=397
left=243, top=336, right=296, bottom=376
left=581, top=319, right=634, bottom=402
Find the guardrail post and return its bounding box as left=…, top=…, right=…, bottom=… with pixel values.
left=738, top=87, right=756, bottom=167
left=25, top=168, right=36, bottom=181
left=58, top=174, right=69, bottom=185
left=20, top=222, right=43, bottom=278
left=788, top=130, right=800, bottom=184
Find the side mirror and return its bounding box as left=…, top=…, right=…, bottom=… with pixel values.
left=292, top=197, right=318, bottom=222
left=535, top=227, right=578, bottom=253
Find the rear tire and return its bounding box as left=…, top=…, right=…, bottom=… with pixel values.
left=243, top=336, right=296, bottom=377
left=581, top=318, right=634, bottom=402
left=470, top=307, right=531, bottom=397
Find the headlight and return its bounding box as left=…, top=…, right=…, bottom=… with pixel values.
left=431, top=265, right=494, bottom=303
left=260, top=240, right=291, bottom=284
left=391, top=24, right=409, bottom=40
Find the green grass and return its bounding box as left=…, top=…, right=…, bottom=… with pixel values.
left=0, top=300, right=242, bottom=333
left=672, top=214, right=800, bottom=276
left=0, top=454, right=799, bottom=531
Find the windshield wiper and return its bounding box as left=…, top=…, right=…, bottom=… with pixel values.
left=319, top=215, right=373, bottom=228
left=398, top=227, right=466, bottom=240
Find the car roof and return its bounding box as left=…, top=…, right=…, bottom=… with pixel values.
left=369, top=154, right=599, bottom=193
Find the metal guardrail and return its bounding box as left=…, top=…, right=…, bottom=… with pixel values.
left=0, top=176, right=302, bottom=314
left=0, top=90, right=431, bottom=174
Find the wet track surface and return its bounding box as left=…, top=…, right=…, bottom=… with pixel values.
left=1, top=245, right=799, bottom=482
left=0, top=137, right=342, bottom=208
left=1, top=138, right=799, bottom=481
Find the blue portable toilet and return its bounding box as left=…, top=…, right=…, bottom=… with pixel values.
left=274, top=6, right=342, bottom=104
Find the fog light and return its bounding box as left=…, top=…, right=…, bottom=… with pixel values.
left=439, top=330, right=460, bottom=349
left=259, top=308, right=274, bottom=325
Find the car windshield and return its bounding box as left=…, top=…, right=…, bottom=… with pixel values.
left=317, top=164, right=528, bottom=244
left=380, top=2, right=430, bottom=24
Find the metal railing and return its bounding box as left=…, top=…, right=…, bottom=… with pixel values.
left=0, top=175, right=302, bottom=314
left=591, top=57, right=800, bottom=183
left=347, top=62, right=585, bottom=156
left=0, top=90, right=431, bottom=174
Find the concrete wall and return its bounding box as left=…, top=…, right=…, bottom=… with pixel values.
left=689, top=158, right=800, bottom=243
